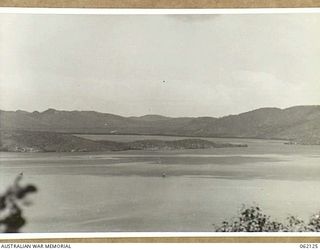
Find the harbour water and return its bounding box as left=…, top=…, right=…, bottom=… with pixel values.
left=0, top=136, right=319, bottom=232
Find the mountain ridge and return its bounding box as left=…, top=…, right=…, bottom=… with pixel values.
left=1, top=105, right=319, bottom=144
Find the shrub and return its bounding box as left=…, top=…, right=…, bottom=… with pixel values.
left=306, top=212, right=320, bottom=232
left=214, top=205, right=320, bottom=232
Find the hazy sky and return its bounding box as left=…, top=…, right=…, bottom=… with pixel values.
left=0, top=13, right=319, bottom=117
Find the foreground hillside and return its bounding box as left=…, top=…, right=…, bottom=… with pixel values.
left=0, top=131, right=247, bottom=152
left=1, top=105, right=319, bottom=144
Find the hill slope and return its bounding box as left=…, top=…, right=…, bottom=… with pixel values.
left=1, top=105, right=319, bottom=144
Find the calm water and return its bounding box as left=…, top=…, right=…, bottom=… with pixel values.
left=0, top=135, right=320, bottom=232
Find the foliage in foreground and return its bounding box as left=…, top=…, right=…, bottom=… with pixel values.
left=214, top=205, right=320, bottom=232
left=0, top=175, right=37, bottom=233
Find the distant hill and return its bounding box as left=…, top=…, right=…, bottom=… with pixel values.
left=0, top=131, right=246, bottom=152
left=1, top=105, right=319, bottom=144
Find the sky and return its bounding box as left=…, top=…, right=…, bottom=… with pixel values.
left=0, top=12, right=319, bottom=117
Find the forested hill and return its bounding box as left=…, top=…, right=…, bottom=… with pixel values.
left=0, top=105, right=319, bottom=144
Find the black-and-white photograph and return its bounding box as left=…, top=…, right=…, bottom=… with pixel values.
left=0, top=9, right=320, bottom=233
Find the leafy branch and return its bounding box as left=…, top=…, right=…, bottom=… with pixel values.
left=0, top=175, right=37, bottom=233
